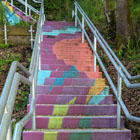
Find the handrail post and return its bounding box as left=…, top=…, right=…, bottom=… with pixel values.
left=25, top=0, right=28, bottom=15
left=82, top=16, right=84, bottom=43
left=93, top=35, right=97, bottom=72
left=29, top=25, right=34, bottom=49
left=6, top=121, right=12, bottom=140
left=32, top=78, right=36, bottom=130
left=117, top=67, right=122, bottom=129
left=29, top=9, right=31, bottom=17
left=3, top=23, right=8, bottom=44
left=11, top=0, right=13, bottom=5
left=75, top=5, right=77, bottom=27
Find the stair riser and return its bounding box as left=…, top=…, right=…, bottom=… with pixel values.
left=38, top=78, right=104, bottom=86
left=41, top=59, right=94, bottom=66
left=43, top=36, right=81, bottom=40
left=27, top=105, right=116, bottom=116
left=41, top=42, right=88, bottom=46
left=23, top=131, right=131, bottom=140
left=38, top=71, right=102, bottom=80
left=43, top=33, right=81, bottom=37
left=41, top=49, right=92, bottom=54
left=41, top=48, right=90, bottom=51
left=43, top=37, right=87, bottom=44
left=36, top=86, right=107, bottom=95
left=41, top=54, right=93, bottom=60
left=41, top=52, right=93, bottom=56
left=41, top=64, right=98, bottom=72
left=44, top=34, right=82, bottom=38
left=44, top=21, right=74, bottom=25
left=42, top=38, right=82, bottom=42
left=30, top=94, right=113, bottom=105
left=26, top=117, right=124, bottom=129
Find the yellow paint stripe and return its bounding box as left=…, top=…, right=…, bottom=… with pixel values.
left=52, top=105, right=69, bottom=116
left=44, top=131, right=58, bottom=140
left=48, top=117, right=63, bottom=129
left=94, top=79, right=105, bottom=86
left=85, top=86, right=104, bottom=103
left=66, top=97, right=76, bottom=105
left=2, top=1, right=21, bottom=19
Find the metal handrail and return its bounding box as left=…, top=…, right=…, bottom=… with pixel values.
left=74, top=1, right=140, bottom=129
left=16, top=0, right=40, bottom=15
left=0, top=0, right=44, bottom=139
left=8, top=1, right=37, bottom=22
left=75, top=1, right=140, bottom=81
left=0, top=61, right=31, bottom=123
left=5, top=0, right=40, bottom=22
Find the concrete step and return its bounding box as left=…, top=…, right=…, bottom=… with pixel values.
left=41, top=64, right=98, bottom=72
left=42, top=37, right=82, bottom=42
left=23, top=129, right=131, bottom=140
left=26, top=116, right=124, bottom=129
left=40, top=58, right=94, bottom=66
left=36, top=85, right=108, bottom=95
left=43, top=33, right=82, bottom=38
left=30, top=94, right=113, bottom=105
left=41, top=42, right=88, bottom=46
left=44, top=21, right=75, bottom=26
left=27, top=104, right=117, bottom=116
left=41, top=48, right=92, bottom=54
left=37, top=70, right=102, bottom=80
left=40, top=54, right=93, bottom=60
left=40, top=51, right=93, bottom=56
left=41, top=47, right=90, bottom=51
left=37, top=78, right=105, bottom=86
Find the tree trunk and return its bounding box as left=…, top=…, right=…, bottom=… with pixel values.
left=116, top=0, right=134, bottom=44
left=102, top=0, right=110, bottom=25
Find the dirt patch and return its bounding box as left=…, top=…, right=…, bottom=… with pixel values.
left=0, top=44, right=32, bottom=119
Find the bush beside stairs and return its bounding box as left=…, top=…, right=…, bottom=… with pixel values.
left=23, top=21, right=131, bottom=140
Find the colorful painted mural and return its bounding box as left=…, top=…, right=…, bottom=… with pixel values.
left=23, top=21, right=131, bottom=140
left=1, top=1, right=31, bottom=25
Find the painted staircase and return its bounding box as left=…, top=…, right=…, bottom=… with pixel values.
left=23, top=21, right=131, bottom=140
left=1, top=1, right=33, bottom=25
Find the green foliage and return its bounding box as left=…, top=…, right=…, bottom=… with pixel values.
left=44, top=0, right=74, bottom=21
left=77, top=0, right=105, bottom=24
left=0, top=1, right=5, bottom=25
left=0, top=53, right=21, bottom=73
left=0, top=44, right=10, bottom=49
left=15, top=89, right=29, bottom=111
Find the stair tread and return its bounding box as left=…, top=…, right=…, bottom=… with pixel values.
left=34, top=115, right=123, bottom=118
left=29, top=104, right=116, bottom=106
left=24, top=128, right=130, bottom=132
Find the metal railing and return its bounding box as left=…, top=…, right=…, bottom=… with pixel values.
left=0, top=0, right=45, bottom=139
left=5, top=0, right=40, bottom=22
left=74, top=1, right=140, bottom=129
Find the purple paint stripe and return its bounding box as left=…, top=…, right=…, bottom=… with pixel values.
left=29, top=94, right=113, bottom=105
left=26, top=117, right=124, bottom=129
left=27, top=104, right=117, bottom=116
left=23, top=131, right=44, bottom=140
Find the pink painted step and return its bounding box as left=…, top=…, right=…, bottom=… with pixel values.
left=26, top=116, right=124, bottom=129
left=41, top=59, right=95, bottom=66
left=38, top=70, right=102, bottom=79
left=23, top=129, right=131, bottom=140
left=30, top=94, right=113, bottom=105
left=44, top=21, right=74, bottom=25
left=41, top=47, right=91, bottom=51
left=27, top=104, right=117, bottom=116
left=40, top=54, right=93, bottom=60
left=41, top=64, right=99, bottom=72
left=36, top=85, right=107, bottom=95
left=41, top=78, right=104, bottom=86
left=40, top=50, right=93, bottom=56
